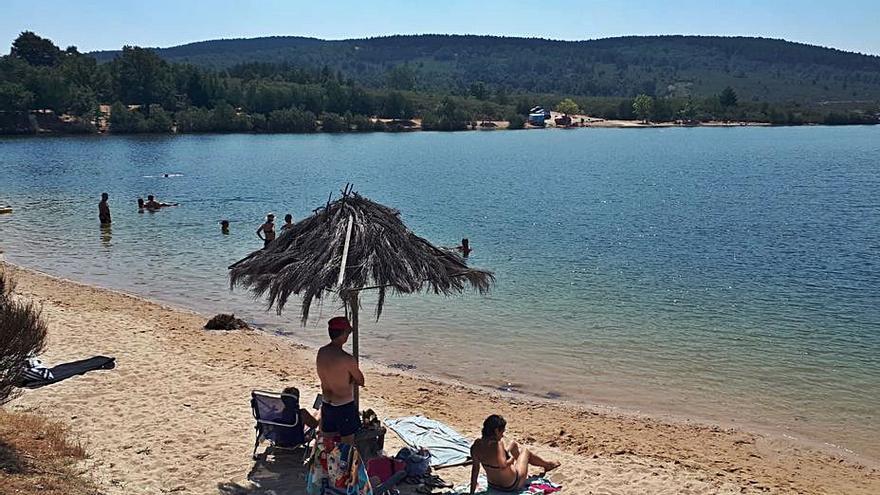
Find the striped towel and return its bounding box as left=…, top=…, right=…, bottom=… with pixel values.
left=23, top=357, right=54, bottom=382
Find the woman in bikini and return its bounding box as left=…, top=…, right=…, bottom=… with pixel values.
left=256, top=213, right=276, bottom=248
left=469, top=415, right=559, bottom=493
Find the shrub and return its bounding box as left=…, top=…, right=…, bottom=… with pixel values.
left=145, top=104, right=173, bottom=133
left=108, top=101, right=146, bottom=133
left=320, top=112, right=348, bottom=132
left=506, top=114, right=526, bottom=129
left=0, top=270, right=47, bottom=403
left=175, top=107, right=213, bottom=132
left=267, top=107, right=317, bottom=133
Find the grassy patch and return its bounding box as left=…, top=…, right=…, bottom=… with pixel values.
left=0, top=409, right=99, bottom=494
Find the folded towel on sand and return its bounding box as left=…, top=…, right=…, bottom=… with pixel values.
left=385, top=416, right=471, bottom=468
left=443, top=475, right=562, bottom=494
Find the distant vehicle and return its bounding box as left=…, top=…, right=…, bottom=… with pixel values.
left=530, top=106, right=552, bottom=119
left=528, top=113, right=546, bottom=126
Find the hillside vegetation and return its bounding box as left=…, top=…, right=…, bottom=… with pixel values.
left=91, top=34, right=880, bottom=105
left=2, top=32, right=879, bottom=135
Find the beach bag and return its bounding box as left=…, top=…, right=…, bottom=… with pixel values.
left=396, top=447, right=431, bottom=477
left=366, top=456, right=406, bottom=484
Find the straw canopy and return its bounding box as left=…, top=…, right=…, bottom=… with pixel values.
left=228, top=189, right=494, bottom=323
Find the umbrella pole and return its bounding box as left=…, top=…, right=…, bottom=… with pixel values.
left=348, top=292, right=360, bottom=410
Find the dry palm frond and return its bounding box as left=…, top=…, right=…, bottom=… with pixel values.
left=229, top=190, right=493, bottom=322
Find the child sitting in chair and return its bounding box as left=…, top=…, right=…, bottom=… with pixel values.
left=282, top=386, right=321, bottom=429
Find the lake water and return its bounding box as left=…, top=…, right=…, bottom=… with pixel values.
left=1, top=128, right=878, bottom=461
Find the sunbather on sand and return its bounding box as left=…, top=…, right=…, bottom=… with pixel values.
left=469, top=414, right=559, bottom=493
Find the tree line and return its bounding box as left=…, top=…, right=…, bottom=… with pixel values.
left=0, top=32, right=520, bottom=134
left=1, top=32, right=877, bottom=135
left=91, top=34, right=880, bottom=105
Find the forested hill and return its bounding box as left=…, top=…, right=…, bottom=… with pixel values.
left=91, top=35, right=880, bottom=104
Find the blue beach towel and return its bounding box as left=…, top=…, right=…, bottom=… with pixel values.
left=384, top=416, right=471, bottom=468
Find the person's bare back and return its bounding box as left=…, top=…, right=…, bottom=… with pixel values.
left=316, top=316, right=365, bottom=443
left=316, top=344, right=361, bottom=405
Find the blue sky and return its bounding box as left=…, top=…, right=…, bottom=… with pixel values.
left=3, top=0, right=879, bottom=54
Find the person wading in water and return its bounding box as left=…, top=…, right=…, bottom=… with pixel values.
left=256, top=213, right=276, bottom=248
left=98, top=193, right=111, bottom=225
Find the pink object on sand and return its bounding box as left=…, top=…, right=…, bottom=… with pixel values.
left=366, top=456, right=406, bottom=483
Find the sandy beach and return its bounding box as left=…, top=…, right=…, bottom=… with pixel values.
left=4, top=263, right=878, bottom=494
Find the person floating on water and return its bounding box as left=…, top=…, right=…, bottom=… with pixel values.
left=316, top=317, right=364, bottom=445
left=137, top=197, right=145, bottom=212
left=220, top=220, right=230, bottom=235
left=256, top=213, right=276, bottom=248
left=457, top=238, right=473, bottom=257
left=469, top=414, right=559, bottom=494
left=143, top=194, right=177, bottom=211
left=281, top=213, right=294, bottom=231
left=98, top=192, right=111, bottom=225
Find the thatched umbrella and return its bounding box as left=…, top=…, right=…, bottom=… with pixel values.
left=229, top=186, right=493, bottom=405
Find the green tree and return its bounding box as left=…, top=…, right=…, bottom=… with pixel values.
left=10, top=31, right=62, bottom=66
left=493, top=86, right=509, bottom=105
left=109, top=101, right=147, bottom=133
left=145, top=104, right=173, bottom=133
left=385, top=64, right=417, bottom=91
left=175, top=107, right=213, bottom=132
left=632, top=94, right=654, bottom=123
left=267, top=107, right=317, bottom=132
left=348, top=113, right=378, bottom=131
left=678, top=98, right=698, bottom=121
left=210, top=101, right=252, bottom=132
left=66, top=85, right=98, bottom=116
left=555, top=98, right=580, bottom=115
left=514, top=98, right=533, bottom=116
left=469, top=81, right=487, bottom=100
left=506, top=113, right=526, bottom=129
left=421, top=97, right=469, bottom=131
left=0, top=82, right=34, bottom=111
left=321, top=112, right=348, bottom=132
left=719, top=86, right=738, bottom=108
left=381, top=91, right=413, bottom=119
left=112, top=46, right=173, bottom=106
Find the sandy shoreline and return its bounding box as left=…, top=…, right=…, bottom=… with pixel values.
left=4, top=263, right=878, bottom=494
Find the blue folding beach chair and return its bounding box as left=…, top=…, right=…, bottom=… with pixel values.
left=250, top=389, right=318, bottom=460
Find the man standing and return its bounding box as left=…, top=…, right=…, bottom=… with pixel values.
left=316, top=316, right=364, bottom=444
left=98, top=193, right=111, bottom=225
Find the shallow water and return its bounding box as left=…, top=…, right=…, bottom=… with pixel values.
left=1, top=128, right=878, bottom=460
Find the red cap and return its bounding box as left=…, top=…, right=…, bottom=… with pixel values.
left=328, top=316, right=352, bottom=331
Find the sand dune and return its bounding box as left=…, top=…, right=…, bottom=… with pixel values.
left=5, top=264, right=877, bottom=494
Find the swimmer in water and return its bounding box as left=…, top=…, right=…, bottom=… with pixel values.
left=143, top=194, right=178, bottom=210
left=220, top=220, right=230, bottom=235
left=256, top=213, right=276, bottom=248
left=281, top=213, right=294, bottom=231
left=457, top=238, right=473, bottom=257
